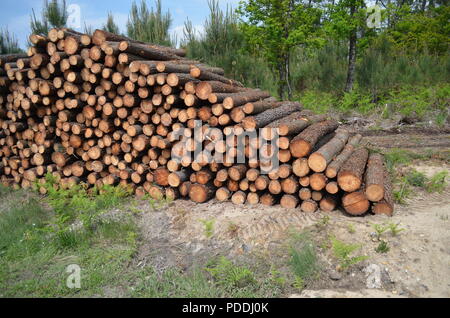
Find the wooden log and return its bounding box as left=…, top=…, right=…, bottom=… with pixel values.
left=372, top=169, right=394, bottom=216
left=243, top=97, right=279, bottom=115
left=320, top=195, right=338, bottom=212
left=92, top=29, right=186, bottom=56
left=308, top=129, right=350, bottom=172
left=281, top=176, right=299, bottom=194
left=195, top=81, right=246, bottom=100
left=342, top=191, right=370, bottom=216
left=326, top=134, right=362, bottom=178
left=280, top=194, right=299, bottom=209
left=168, top=169, right=189, bottom=188
left=260, top=193, right=275, bottom=206
left=247, top=192, right=259, bottom=205
left=290, top=120, right=339, bottom=158
left=231, top=191, right=247, bottom=205
left=216, top=187, right=231, bottom=201
left=242, top=102, right=302, bottom=130
left=365, top=153, right=386, bottom=202
left=325, top=181, right=339, bottom=195
left=337, top=148, right=369, bottom=192
left=292, top=158, right=310, bottom=177
left=299, top=188, right=312, bottom=201
left=119, top=41, right=182, bottom=61
left=228, top=164, right=247, bottom=181
left=301, top=200, right=318, bottom=213
left=310, top=173, right=328, bottom=191
left=189, top=183, right=215, bottom=203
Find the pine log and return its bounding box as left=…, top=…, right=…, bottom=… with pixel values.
left=337, top=148, right=369, bottom=192
left=365, top=153, right=386, bottom=202
left=320, top=195, right=338, bottom=212
left=372, top=169, right=394, bottom=216
left=290, top=120, right=339, bottom=158
left=231, top=191, right=247, bottom=205
left=189, top=183, right=215, bottom=203
left=280, top=194, right=299, bottom=209
left=242, top=102, right=302, bottom=130
left=301, top=200, right=318, bottom=213
left=342, top=191, right=370, bottom=216
left=223, top=90, right=271, bottom=110
left=326, top=134, right=362, bottom=178
left=308, top=129, right=350, bottom=172
left=216, top=187, right=231, bottom=201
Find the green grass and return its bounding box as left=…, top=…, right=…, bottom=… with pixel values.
left=0, top=185, right=286, bottom=298
left=200, top=219, right=215, bottom=238
left=298, top=84, right=450, bottom=121
left=375, top=241, right=390, bottom=254
left=0, top=185, right=138, bottom=297
left=382, top=148, right=449, bottom=204
left=288, top=231, right=320, bottom=289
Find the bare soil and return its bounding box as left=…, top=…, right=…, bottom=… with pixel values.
left=134, top=161, right=450, bottom=298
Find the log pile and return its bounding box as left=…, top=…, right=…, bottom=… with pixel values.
left=0, top=29, right=394, bottom=216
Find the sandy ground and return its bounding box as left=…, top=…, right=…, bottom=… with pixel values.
left=134, top=162, right=450, bottom=298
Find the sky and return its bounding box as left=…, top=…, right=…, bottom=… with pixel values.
left=0, top=0, right=240, bottom=49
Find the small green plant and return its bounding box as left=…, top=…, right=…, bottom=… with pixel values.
left=269, top=268, right=286, bottom=288
left=405, top=169, right=428, bottom=187
left=289, top=231, right=319, bottom=285
left=426, top=171, right=448, bottom=193
left=388, top=222, right=405, bottom=236
left=347, top=224, right=356, bottom=234
left=200, top=219, right=215, bottom=238
left=292, top=276, right=305, bottom=291
left=227, top=222, right=239, bottom=235
left=316, top=215, right=330, bottom=229
left=375, top=240, right=390, bottom=253
left=372, top=223, right=389, bottom=240
left=205, top=257, right=255, bottom=289
left=394, top=177, right=412, bottom=204
left=331, top=237, right=368, bottom=271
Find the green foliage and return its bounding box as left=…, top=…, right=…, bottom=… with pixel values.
left=372, top=223, right=389, bottom=240
left=127, top=0, right=173, bottom=46
left=393, top=177, right=412, bottom=204
left=289, top=231, right=319, bottom=285
left=406, top=170, right=428, bottom=187
left=238, top=0, right=323, bottom=98
left=387, top=222, right=405, bottom=237
left=316, top=215, right=330, bottom=230
left=331, top=237, right=368, bottom=270
left=200, top=219, right=215, bottom=238
left=205, top=256, right=255, bottom=289
left=183, top=1, right=276, bottom=93
left=386, top=5, right=450, bottom=55
left=103, top=12, right=120, bottom=34
left=375, top=240, right=390, bottom=254
left=0, top=28, right=23, bottom=54
left=347, top=224, right=356, bottom=234
left=426, top=171, right=448, bottom=193
left=30, top=0, right=68, bottom=36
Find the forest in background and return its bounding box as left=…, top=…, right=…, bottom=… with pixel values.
left=1, top=0, right=449, bottom=124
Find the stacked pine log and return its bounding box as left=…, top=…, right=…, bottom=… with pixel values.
left=0, top=28, right=394, bottom=216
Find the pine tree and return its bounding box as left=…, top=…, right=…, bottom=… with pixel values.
left=126, top=0, right=173, bottom=46
left=103, top=12, right=120, bottom=34
left=0, top=28, right=23, bottom=54
left=30, top=0, right=68, bottom=36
